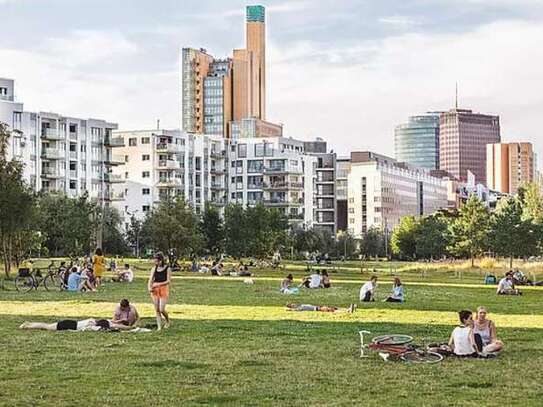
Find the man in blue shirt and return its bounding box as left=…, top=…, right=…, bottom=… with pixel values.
left=67, top=269, right=84, bottom=292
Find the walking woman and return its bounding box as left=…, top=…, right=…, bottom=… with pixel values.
left=92, top=248, right=105, bottom=287
left=148, top=252, right=171, bottom=330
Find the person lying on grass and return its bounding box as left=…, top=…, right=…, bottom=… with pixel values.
left=19, top=318, right=134, bottom=332
left=285, top=303, right=357, bottom=313
left=112, top=299, right=140, bottom=327
left=384, top=277, right=404, bottom=303
left=360, top=275, right=378, bottom=302
left=473, top=306, right=503, bottom=355
left=497, top=272, right=522, bottom=296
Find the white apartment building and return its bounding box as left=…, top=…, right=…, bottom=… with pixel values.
left=0, top=78, right=122, bottom=202
left=347, top=152, right=448, bottom=238
left=111, top=129, right=228, bottom=224
left=227, top=136, right=316, bottom=227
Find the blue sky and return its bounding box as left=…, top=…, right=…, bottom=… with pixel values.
left=2, top=0, right=543, bottom=158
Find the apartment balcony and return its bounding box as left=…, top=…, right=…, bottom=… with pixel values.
left=263, top=198, right=304, bottom=207
left=104, top=191, right=125, bottom=201
left=156, top=143, right=182, bottom=153
left=210, top=150, right=226, bottom=159
left=104, top=173, right=124, bottom=183
left=247, top=183, right=264, bottom=190
left=41, top=148, right=65, bottom=160
left=69, top=132, right=78, bottom=141
left=156, top=159, right=180, bottom=170
left=157, top=177, right=183, bottom=187
left=104, top=154, right=125, bottom=165
left=104, top=136, right=125, bottom=147
left=210, top=167, right=226, bottom=175
left=263, top=182, right=304, bottom=190
left=288, top=213, right=304, bottom=221
left=210, top=197, right=227, bottom=206
left=41, top=168, right=63, bottom=179
left=68, top=151, right=77, bottom=160
left=69, top=170, right=77, bottom=179
left=210, top=182, right=225, bottom=190
left=41, top=128, right=64, bottom=141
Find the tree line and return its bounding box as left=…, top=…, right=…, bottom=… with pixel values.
left=391, top=187, right=543, bottom=266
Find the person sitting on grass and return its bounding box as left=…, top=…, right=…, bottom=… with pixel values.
left=210, top=261, right=223, bottom=276
left=236, top=262, right=253, bottom=277
left=19, top=318, right=134, bottom=332
left=300, top=271, right=322, bottom=289
left=286, top=303, right=357, bottom=313
left=112, top=299, right=140, bottom=327
left=67, top=267, right=95, bottom=292
left=448, top=310, right=478, bottom=357
left=497, top=272, right=522, bottom=296
left=280, top=274, right=299, bottom=294
left=360, top=275, right=378, bottom=302
left=112, top=263, right=134, bottom=283
left=384, top=277, right=404, bottom=303
left=320, top=270, right=331, bottom=288
left=473, top=306, right=503, bottom=356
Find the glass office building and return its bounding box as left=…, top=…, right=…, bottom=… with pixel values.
left=394, top=113, right=440, bottom=170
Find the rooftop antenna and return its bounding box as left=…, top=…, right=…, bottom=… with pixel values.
left=455, top=82, right=458, bottom=110
left=157, top=119, right=160, bottom=130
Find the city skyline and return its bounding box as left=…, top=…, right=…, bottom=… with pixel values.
left=1, top=0, right=543, bottom=162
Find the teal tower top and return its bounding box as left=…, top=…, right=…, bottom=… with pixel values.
left=246, top=5, right=265, bottom=22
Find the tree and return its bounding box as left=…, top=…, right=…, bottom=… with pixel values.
left=490, top=196, right=538, bottom=268
left=335, top=231, right=357, bottom=259
left=519, top=183, right=543, bottom=224
left=360, top=226, right=387, bottom=259
left=448, top=195, right=490, bottom=266
left=200, top=204, right=224, bottom=255
left=101, top=206, right=129, bottom=255
left=125, top=213, right=147, bottom=257
left=0, top=122, right=36, bottom=277
left=391, top=216, right=418, bottom=260
left=145, top=197, right=203, bottom=257
left=415, top=214, right=450, bottom=260
left=224, top=204, right=246, bottom=258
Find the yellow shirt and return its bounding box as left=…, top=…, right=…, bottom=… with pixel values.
left=93, top=255, right=105, bottom=277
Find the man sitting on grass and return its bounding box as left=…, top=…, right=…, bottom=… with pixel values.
left=112, top=263, right=134, bottom=283
left=286, top=303, right=357, bottom=313
left=112, top=299, right=140, bottom=327
left=360, top=276, right=378, bottom=302
left=497, top=272, right=522, bottom=296
left=300, top=271, right=322, bottom=289
left=67, top=267, right=95, bottom=292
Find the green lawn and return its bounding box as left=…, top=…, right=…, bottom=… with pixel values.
left=0, top=262, right=542, bottom=406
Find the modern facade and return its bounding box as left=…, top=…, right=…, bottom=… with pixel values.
left=181, top=5, right=276, bottom=138
left=394, top=113, right=440, bottom=170
left=0, top=78, right=122, bottom=203
left=335, top=157, right=350, bottom=232
left=486, top=142, right=536, bottom=195
left=347, top=152, right=448, bottom=238
left=304, top=140, right=337, bottom=236
left=110, top=129, right=228, bottom=224
left=439, top=108, right=500, bottom=184
left=230, top=117, right=282, bottom=138
left=228, top=136, right=316, bottom=227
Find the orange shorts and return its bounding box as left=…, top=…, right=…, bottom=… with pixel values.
left=151, top=285, right=169, bottom=300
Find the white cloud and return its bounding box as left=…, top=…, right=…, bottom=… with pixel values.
left=378, top=16, right=419, bottom=28
left=267, top=19, right=543, bottom=163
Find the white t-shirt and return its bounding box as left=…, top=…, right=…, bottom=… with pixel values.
left=451, top=326, right=475, bottom=355
left=309, top=273, right=321, bottom=288
left=125, top=269, right=134, bottom=283
left=497, top=278, right=513, bottom=293
left=360, top=282, right=375, bottom=300
left=77, top=319, right=97, bottom=331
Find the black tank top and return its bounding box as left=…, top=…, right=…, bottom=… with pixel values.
left=153, top=265, right=168, bottom=283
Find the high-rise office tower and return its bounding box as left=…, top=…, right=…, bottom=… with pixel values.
left=486, top=142, right=536, bottom=194
left=394, top=113, right=441, bottom=170
left=439, top=108, right=500, bottom=184
left=182, top=5, right=272, bottom=138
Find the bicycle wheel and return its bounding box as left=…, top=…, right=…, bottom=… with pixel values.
left=401, top=350, right=443, bottom=364
left=15, top=276, right=35, bottom=292
left=372, top=334, right=413, bottom=345
left=44, top=274, right=62, bottom=291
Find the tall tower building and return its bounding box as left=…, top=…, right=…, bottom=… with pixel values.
left=394, top=113, right=441, bottom=170
left=487, top=142, right=536, bottom=194
left=439, top=108, right=500, bottom=184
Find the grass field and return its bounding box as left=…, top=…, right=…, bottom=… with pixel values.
left=0, top=261, right=542, bottom=406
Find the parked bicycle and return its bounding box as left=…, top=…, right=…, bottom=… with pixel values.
left=15, top=262, right=64, bottom=292
left=359, top=331, right=443, bottom=364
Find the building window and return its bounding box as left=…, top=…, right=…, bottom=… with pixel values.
left=142, top=205, right=150, bottom=212
left=142, top=154, right=150, bottom=161
left=142, top=188, right=150, bottom=195
left=142, top=171, right=150, bottom=178
left=128, top=138, right=137, bottom=146
left=141, top=137, right=150, bottom=144
left=238, top=144, right=247, bottom=158
left=124, top=155, right=129, bottom=162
